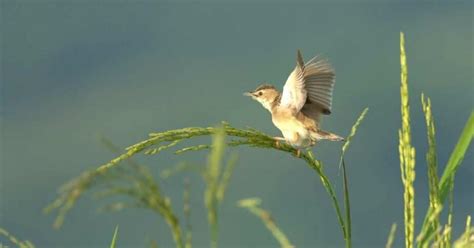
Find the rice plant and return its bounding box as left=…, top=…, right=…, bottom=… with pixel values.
left=399, top=32, right=417, bottom=248
left=44, top=104, right=368, bottom=248
left=34, top=32, right=472, bottom=248
left=396, top=32, right=473, bottom=248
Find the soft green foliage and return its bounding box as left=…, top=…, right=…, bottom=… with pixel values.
left=163, top=127, right=238, bottom=248
left=110, top=226, right=119, bottom=248
left=238, top=198, right=294, bottom=248
left=40, top=33, right=470, bottom=248
left=45, top=120, right=361, bottom=247
left=438, top=112, right=474, bottom=201
left=0, top=227, right=35, bottom=248
left=396, top=33, right=473, bottom=248
left=416, top=106, right=473, bottom=247
left=97, top=164, right=183, bottom=248
left=386, top=224, right=398, bottom=248
left=216, top=153, right=238, bottom=204
left=205, top=127, right=226, bottom=248
left=341, top=160, right=352, bottom=248
left=44, top=138, right=185, bottom=248
left=399, top=32, right=416, bottom=248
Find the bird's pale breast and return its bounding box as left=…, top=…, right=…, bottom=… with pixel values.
left=271, top=108, right=312, bottom=147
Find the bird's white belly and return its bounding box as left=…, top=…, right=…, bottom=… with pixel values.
left=273, top=117, right=312, bottom=148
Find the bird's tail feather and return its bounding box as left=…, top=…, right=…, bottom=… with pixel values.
left=312, top=130, right=345, bottom=142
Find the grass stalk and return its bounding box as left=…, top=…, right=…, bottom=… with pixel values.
left=46, top=106, right=369, bottom=248
left=183, top=179, right=192, bottom=248
left=205, top=127, right=226, bottom=248
left=45, top=123, right=351, bottom=245
left=399, top=32, right=416, bottom=248
left=341, top=159, right=351, bottom=248
left=418, top=112, right=474, bottom=246
left=109, top=226, right=119, bottom=248
left=385, top=223, right=398, bottom=248
left=238, top=198, right=294, bottom=248
left=416, top=94, right=442, bottom=244
left=0, top=227, right=36, bottom=248
left=338, top=107, right=369, bottom=248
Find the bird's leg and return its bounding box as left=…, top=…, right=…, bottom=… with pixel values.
left=273, top=136, right=285, bottom=148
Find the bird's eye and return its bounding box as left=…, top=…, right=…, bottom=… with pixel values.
left=258, top=92, right=263, bottom=96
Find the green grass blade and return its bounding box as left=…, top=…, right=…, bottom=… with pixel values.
left=238, top=198, right=294, bottom=248
left=385, top=223, right=397, bottom=248
left=109, top=225, right=119, bottom=248
left=205, top=127, right=226, bottom=248
left=338, top=107, right=368, bottom=248
left=0, top=227, right=36, bottom=248
left=183, top=179, right=192, bottom=248
left=446, top=178, right=454, bottom=247
left=216, top=152, right=238, bottom=203
left=341, top=158, right=351, bottom=248
left=418, top=112, right=474, bottom=246
left=438, top=112, right=473, bottom=201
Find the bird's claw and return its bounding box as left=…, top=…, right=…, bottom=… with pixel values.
left=273, top=137, right=285, bottom=148
left=275, top=140, right=281, bottom=148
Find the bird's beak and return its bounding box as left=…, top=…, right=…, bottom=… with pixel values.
left=243, top=92, right=254, bottom=97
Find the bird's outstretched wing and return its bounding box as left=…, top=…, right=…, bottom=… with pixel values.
left=280, top=50, right=335, bottom=118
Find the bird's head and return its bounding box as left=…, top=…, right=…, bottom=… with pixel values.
left=244, top=84, right=280, bottom=111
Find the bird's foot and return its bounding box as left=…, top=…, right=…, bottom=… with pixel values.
left=295, top=149, right=301, bottom=158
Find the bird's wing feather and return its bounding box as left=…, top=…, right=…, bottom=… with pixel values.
left=303, top=56, right=335, bottom=115
left=280, top=50, right=307, bottom=112
left=280, top=50, right=335, bottom=117
left=301, top=102, right=323, bottom=125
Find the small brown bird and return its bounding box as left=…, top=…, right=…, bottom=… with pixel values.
left=245, top=50, right=344, bottom=154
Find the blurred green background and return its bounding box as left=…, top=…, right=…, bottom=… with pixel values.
left=1, top=1, right=472, bottom=247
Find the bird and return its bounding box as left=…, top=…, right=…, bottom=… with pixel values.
left=245, top=50, right=344, bottom=156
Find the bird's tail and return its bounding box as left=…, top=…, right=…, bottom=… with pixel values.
left=311, top=130, right=345, bottom=142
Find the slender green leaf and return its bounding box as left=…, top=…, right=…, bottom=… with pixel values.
left=205, top=127, right=226, bottom=248
left=183, top=179, right=192, bottom=248
left=418, top=112, right=474, bottom=246
left=385, top=223, right=397, bottom=248
left=341, top=159, right=351, bottom=248
left=339, top=107, right=369, bottom=248
left=0, top=227, right=35, bottom=248
left=216, top=152, right=239, bottom=203
left=109, top=225, right=119, bottom=248
left=438, top=112, right=473, bottom=201
left=238, top=198, right=294, bottom=248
